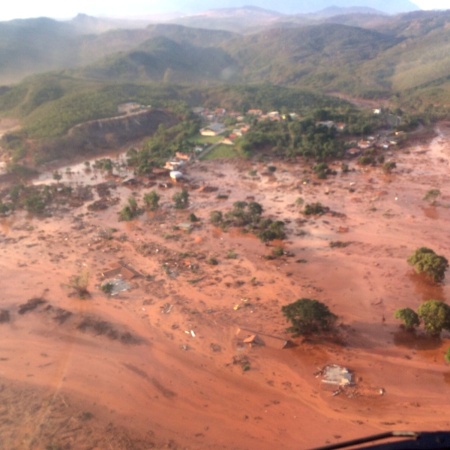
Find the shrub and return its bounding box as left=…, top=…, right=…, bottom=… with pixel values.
left=282, top=298, right=337, bottom=336
left=143, top=191, right=160, bottom=210
left=119, top=196, right=142, bottom=221
left=408, top=247, right=449, bottom=283
left=383, top=161, right=396, bottom=173
left=173, top=188, right=189, bottom=209
left=210, top=210, right=223, bottom=225
left=417, top=300, right=450, bottom=336
left=68, top=270, right=90, bottom=299
left=101, top=282, right=114, bottom=295
left=394, top=307, right=420, bottom=331
left=304, top=202, right=329, bottom=216
left=445, top=348, right=450, bottom=364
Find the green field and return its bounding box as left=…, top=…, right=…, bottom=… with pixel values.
left=193, top=135, right=224, bottom=145
left=201, top=144, right=239, bottom=160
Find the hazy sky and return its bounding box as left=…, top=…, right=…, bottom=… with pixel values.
left=0, top=0, right=448, bottom=21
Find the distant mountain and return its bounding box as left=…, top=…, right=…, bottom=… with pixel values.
left=172, top=6, right=284, bottom=32
left=309, top=6, right=385, bottom=18
left=155, top=0, right=419, bottom=15
left=0, top=20, right=236, bottom=84
left=223, top=23, right=399, bottom=94
left=3, top=7, right=450, bottom=105
left=0, top=18, right=79, bottom=83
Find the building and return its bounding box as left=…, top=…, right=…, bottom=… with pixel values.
left=200, top=123, right=226, bottom=136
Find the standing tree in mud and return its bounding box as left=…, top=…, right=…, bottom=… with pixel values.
left=394, top=307, right=420, bottom=331
left=408, top=247, right=449, bottom=283
left=282, top=298, right=337, bottom=336
left=417, top=300, right=450, bottom=337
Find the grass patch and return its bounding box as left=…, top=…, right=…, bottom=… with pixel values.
left=193, top=135, right=224, bottom=145
left=202, top=144, right=239, bottom=160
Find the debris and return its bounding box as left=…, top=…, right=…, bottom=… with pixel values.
left=160, top=303, right=173, bottom=314
left=236, top=327, right=295, bottom=349
left=101, top=277, right=130, bottom=296
left=320, top=364, right=353, bottom=386
left=210, top=343, right=222, bottom=352
left=102, top=261, right=142, bottom=281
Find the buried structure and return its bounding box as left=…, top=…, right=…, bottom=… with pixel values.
left=319, top=364, right=354, bottom=387
left=236, top=327, right=295, bottom=350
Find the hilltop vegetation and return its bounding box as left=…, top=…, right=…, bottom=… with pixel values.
left=1, top=10, right=450, bottom=104
left=1, top=9, right=450, bottom=167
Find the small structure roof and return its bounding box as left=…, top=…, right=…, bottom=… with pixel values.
left=236, top=327, right=295, bottom=350
left=102, top=262, right=142, bottom=281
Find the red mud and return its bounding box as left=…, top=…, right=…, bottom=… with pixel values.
left=1, top=124, right=450, bottom=449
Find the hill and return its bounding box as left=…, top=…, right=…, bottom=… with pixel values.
left=223, top=23, right=399, bottom=95
left=0, top=19, right=237, bottom=84
left=1, top=10, right=450, bottom=133
left=78, top=36, right=239, bottom=83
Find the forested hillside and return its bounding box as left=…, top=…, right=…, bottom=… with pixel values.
left=1, top=7, right=450, bottom=159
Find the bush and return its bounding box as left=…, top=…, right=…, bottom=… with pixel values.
left=143, top=191, right=160, bottom=211
left=281, top=298, right=337, bottom=336
left=445, top=348, right=450, bottom=364
left=383, top=161, right=396, bottom=173
left=417, top=300, right=450, bottom=336
left=68, top=270, right=90, bottom=299
left=119, top=196, right=142, bottom=221
left=408, top=247, right=449, bottom=283
left=304, top=202, right=329, bottom=216
left=424, top=189, right=441, bottom=203
left=210, top=210, right=223, bottom=225
left=394, top=307, right=420, bottom=331
left=173, top=189, right=189, bottom=209
left=101, top=282, right=114, bottom=295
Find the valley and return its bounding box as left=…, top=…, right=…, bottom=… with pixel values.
left=1, top=4, right=450, bottom=449
left=1, top=117, right=450, bottom=448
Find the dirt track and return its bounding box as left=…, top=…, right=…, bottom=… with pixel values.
left=1, top=124, right=450, bottom=449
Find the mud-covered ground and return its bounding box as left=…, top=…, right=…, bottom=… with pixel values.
left=1, top=124, right=450, bottom=449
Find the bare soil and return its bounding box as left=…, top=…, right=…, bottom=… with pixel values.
left=1, top=124, right=450, bottom=449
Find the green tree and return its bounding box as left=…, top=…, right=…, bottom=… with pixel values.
left=173, top=188, right=189, bottom=209
left=281, top=298, right=337, bottom=336
left=394, top=307, right=420, bottom=331
left=417, top=300, right=450, bottom=336
left=143, top=191, right=160, bottom=211
left=408, top=247, right=449, bottom=283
